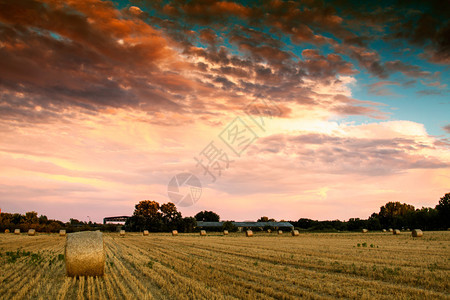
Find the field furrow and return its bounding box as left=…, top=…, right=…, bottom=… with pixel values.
left=1, top=231, right=449, bottom=299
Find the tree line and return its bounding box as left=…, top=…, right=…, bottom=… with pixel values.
left=1, top=193, right=448, bottom=233
left=290, top=193, right=449, bottom=231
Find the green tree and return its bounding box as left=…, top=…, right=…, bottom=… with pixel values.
left=195, top=210, right=220, bottom=222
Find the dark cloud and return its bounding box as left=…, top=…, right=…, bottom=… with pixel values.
left=384, top=61, right=430, bottom=78
left=199, top=28, right=220, bottom=47
left=159, top=0, right=252, bottom=25
left=300, top=50, right=357, bottom=78
left=388, top=3, right=450, bottom=64
left=0, top=0, right=442, bottom=127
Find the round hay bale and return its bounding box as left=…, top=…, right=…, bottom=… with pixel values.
left=412, top=229, right=423, bottom=237
left=14, top=229, right=20, bottom=235
left=388, top=228, right=393, bottom=232
left=200, top=230, right=206, bottom=236
left=291, top=230, right=299, bottom=236
left=393, top=229, right=401, bottom=235
left=65, top=231, right=105, bottom=277
left=382, top=229, right=387, bottom=232
left=362, top=229, right=368, bottom=233
left=278, top=230, right=283, bottom=235
left=267, top=229, right=272, bottom=233
left=143, top=230, right=149, bottom=236
left=172, top=230, right=178, bottom=236
left=246, top=230, right=253, bottom=237
left=4, top=229, right=10, bottom=233
left=59, top=230, right=66, bottom=237
left=28, top=229, right=36, bottom=236
left=119, top=230, right=125, bottom=237
left=223, top=230, right=229, bottom=235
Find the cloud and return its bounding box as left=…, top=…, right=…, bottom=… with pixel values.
left=0, top=0, right=448, bottom=222
left=417, top=90, right=445, bottom=96
left=367, top=81, right=401, bottom=96
left=0, top=0, right=437, bottom=129
left=199, top=28, right=221, bottom=47
left=384, top=60, right=431, bottom=78
left=247, top=123, right=449, bottom=178
left=443, top=125, right=450, bottom=134
left=0, top=0, right=192, bottom=124
left=388, top=5, right=450, bottom=65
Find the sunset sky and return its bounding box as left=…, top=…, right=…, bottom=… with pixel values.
left=0, top=0, right=449, bottom=223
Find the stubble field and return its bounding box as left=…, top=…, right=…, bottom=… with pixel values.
left=0, top=231, right=449, bottom=299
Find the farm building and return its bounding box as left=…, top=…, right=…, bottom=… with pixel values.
left=196, top=221, right=294, bottom=232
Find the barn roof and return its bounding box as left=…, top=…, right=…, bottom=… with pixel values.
left=197, top=221, right=294, bottom=228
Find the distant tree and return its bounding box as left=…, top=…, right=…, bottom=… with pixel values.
left=435, top=193, right=450, bottom=228
left=161, top=202, right=182, bottom=230
left=407, top=207, right=438, bottom=230
left=126, top=200, right=185, bottom=232
left=296, top=218, right=318, bottom=229
left=195, top=211, right=220, bottom=222
left=377, top=202, right=415, bottom=228
left=161, top=202, right=182, bottom=224
left=347, top=218, right=368, bottom=231
left=46, top=221, right=62, bottom=233
left=222, top=221, right=238, bottom=232
left=25, top=211, right=38, bottom=224
left=379, top=202, right=415, bottom=218
left=127, top=200, right=161, bottom=232
left=69, top=218, right=83, bottom=225
left=257, top=216, right=276, bottom=222
left=12, top=213, right=22, bottom=224
left=179, top=217, right=197, bottom=233
left=38, top=215, right=48, bottom=224
left=367, top=213, right=381, bottom=230
left=133, top=200, right=161, bottom=218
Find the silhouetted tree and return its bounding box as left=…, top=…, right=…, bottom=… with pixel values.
left=178, top=217, right=197, bottom=233
left=126, top=200, right=185, bottom=232
left=134, top=200, right=161, bottom=218
left=25, top=211, right=38, bottom=224
left=296, top=218, right=318, bottom=229
left=222, top=221, right=238, bottom=232
left=195, top=210, right=220, bottom=222
left=436, top=192, right=450, bottom=228
left=257, top=216, right=276, bottom=222
left=377, top=202, right=415, bottom=228
left=161, top=202, right=182, bottom=231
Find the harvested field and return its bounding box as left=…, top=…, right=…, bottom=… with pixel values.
left=0, top=231, right=449, bottom=299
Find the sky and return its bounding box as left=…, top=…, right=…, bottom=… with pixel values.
left=0, top=0, right=449, bottom=223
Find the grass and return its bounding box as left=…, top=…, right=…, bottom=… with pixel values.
left=0, top=231, right=449, bottom=299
